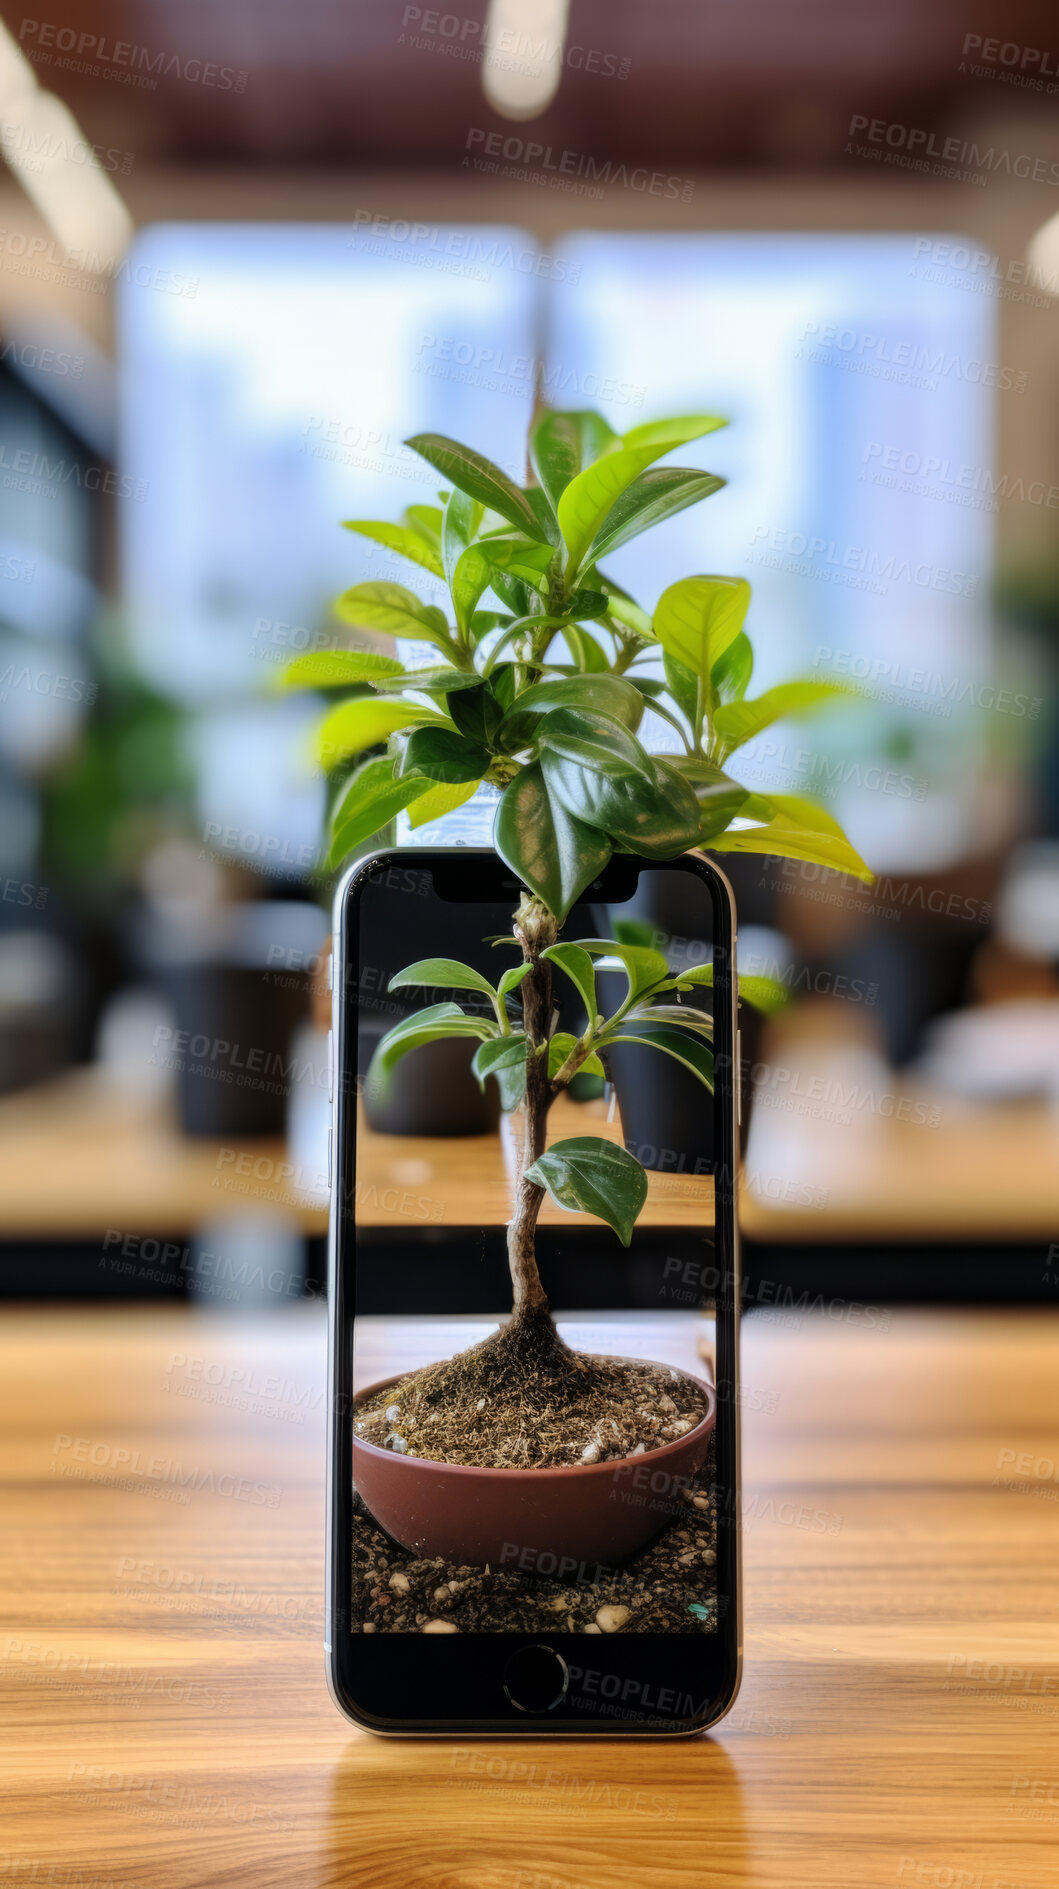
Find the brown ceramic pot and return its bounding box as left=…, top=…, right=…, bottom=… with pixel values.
left=352, top=1361, right=716, bottom=1572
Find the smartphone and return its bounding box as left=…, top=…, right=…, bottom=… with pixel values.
left=325, top=847, right=741, bottom=1735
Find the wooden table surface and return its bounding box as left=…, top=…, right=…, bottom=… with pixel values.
left=5, top=1302, right=1059, bottom=1886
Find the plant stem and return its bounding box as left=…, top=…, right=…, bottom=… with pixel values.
left=507, top=892, right=557, bottom=1320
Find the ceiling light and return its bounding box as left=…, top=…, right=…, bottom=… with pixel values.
left=1027, top=211, right=1059, bottom=296
left=482, top=0, right=571, bottom=121
left=0, top=18, right=132, bottom=264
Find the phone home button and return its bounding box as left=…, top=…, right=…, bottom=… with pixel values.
left=503, top=1644, right=569, bottom=1714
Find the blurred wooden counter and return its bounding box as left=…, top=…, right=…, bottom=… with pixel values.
left=4, top=1303, right=1059, bottom=1887
left=1, top=1063, right=1056, bottom=1246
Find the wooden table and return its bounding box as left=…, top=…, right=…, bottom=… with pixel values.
left=5, top=1303, right=1059, bottom=1886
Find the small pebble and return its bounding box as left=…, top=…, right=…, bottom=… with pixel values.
left=433, top=1586, right=451, bottom=1604
left=386, top=1434, right=408, bottom=1454
left=703, top=1548, right=716, bottom=1565
left=384, top=1404, right=400, bottom=1422
left=388, top=1571, right=410, bottom=1594
left=580, top=1440, right=601, bottom=1465
left=693, top=1495, right=710, bottom=1511
left=423, top=1619, right=458, bottom=1634
left=583, top=1624, right=602, bottom=1634
left=596, top=1605, right=630, bottom=1633
left=362, top=1622, right=376, bottom=1633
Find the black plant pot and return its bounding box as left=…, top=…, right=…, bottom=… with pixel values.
left=147, top=901, right=326, bottom=1138
left=163, top=960, right=311, bottom=1137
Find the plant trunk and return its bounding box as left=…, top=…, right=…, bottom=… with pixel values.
left=507, top=892, right=557, bottom=1321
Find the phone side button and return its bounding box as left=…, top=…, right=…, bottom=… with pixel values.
left=736, top=1029, right=742, bottom=1127
left=503, top=1644, right=569, bottom=1714
left=327, top=1029, right=334, bottom=1102
left=326, top=1128, right=333, bottom=1192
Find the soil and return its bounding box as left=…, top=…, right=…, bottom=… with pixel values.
left=352, top=1434, right=717, bottom=1634
left=353, top=1314, right=711, bottom=1470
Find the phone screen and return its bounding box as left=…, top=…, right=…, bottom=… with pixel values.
left=340, top=852, right=730, bottom=1661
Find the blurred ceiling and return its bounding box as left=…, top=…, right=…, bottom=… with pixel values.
left=7, top=0, right=1059, bottom=170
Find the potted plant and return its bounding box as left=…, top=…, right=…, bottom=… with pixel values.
left=286, top=406, right=870, bottom=1579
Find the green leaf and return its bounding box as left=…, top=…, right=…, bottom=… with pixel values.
left=450, top=544, right=495, bottom=638
left=537, top=707, right=654, bottom=782
left=373, top=666, right=484, bottom=696
left=449, top=681, right=503, bottom=749
left=400, top=726, right=491, bottom=784
left=710, top=820, right=872, bottom=882
left=653, top=575, right=751, bottom=680
left=343, top=520, right=444, bottom=580
left=317, top=698, right=447, bottom=769
left=495, top=761, right=612, bottom=923
left=741, top=791, right=852, bottom=840
left=498, top=676, right=644, bottom=749
left=521, top=483, right=562, bottom=547
left=405, top=433, right=545, bottom=540
left=557, top=415, right=727, bottom=574
left=627, top=1001, right=713, bottom=1037
left=621, top=413, right=728, bottom=454
left=335, top=582, right=455, bottom=659
left=587, top=467, right=726, bottom=565
left=564, top=586, right=609, bottom=620
left=326, top=757, right=429, bottom=868
left=404, top=504, right=444, bottom=555
left=280, top=650, right=406, bottom=690
left=711, top=631, right=753, bottom=707
left=598, top=575, right=652, bottom=639
left=524, top=1136, right=648, bottom=1246
left=666, top=962, right=787, bottom=1015
left=450, top=538, right=554, bottom=637
left=560, top=624, right=609, bottom=672
left=441, top=488, right=483, bottom=593
left=497, top=961, right=533, bottom=1001
left=668, top=756, right=749, bottom=840
left=388, top=957, right=498, bottom=1000
left=541, top=942, right=597, bottom=1025
left=404, top=778, right=481, bottom=828
left=542, top=734, right=701, bottom=859
left=472, top=1033, right=528, bottom=1110
left=547, top=1033, right=605, bottom=1081
left=574, top=939, right=670, bottom=1004
left=662, top=651, right=699, bottom=728
left=369, top=1002, right=494, bottom=1090
left=603, top=1022, right=715, bottom=1092
left=714, top=681, right=856, bottom=753
left=530, top=408, right=620, bottom=511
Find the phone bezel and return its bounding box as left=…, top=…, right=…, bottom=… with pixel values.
left=325, top=847, right=742, bottom=1737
